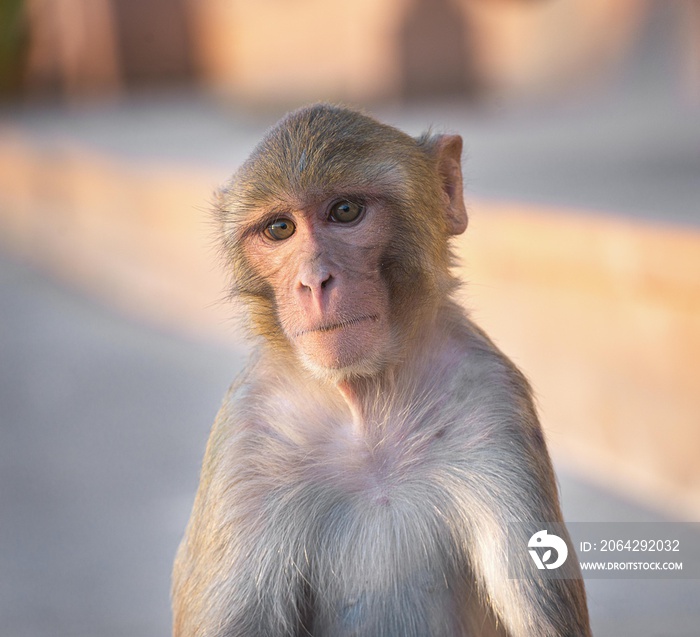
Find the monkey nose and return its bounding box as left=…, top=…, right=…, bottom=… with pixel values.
left=297, top=267, right=335, bottom=303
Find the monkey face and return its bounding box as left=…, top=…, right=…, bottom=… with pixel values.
left=217, top=104, right=468, bottom=382
left=242, top=196, right=395, bottom=381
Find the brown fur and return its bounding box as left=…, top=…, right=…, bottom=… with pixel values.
left=172, top=104, right=591, bottom=636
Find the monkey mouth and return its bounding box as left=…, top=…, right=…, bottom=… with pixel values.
left=295, top=314, right=380, bottom=338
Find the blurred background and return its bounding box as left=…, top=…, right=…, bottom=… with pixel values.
left=1, top=0, right=699, bottom=635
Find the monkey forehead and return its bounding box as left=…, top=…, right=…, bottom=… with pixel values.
left=221, top=104, right=434, bottom=216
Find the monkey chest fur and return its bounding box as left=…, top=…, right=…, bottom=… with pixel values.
left=232, top=411, right=477, bottom=635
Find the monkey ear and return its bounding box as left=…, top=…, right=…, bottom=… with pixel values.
left=433, top=134, right=468, bottom=235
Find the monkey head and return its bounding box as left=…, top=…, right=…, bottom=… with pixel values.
left=216, top=104, right=468, bottom=382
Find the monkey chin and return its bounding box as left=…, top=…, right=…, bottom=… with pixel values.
left=292, top=322, right=392, bottom=384
left=299, top=350, right=387, bottom=384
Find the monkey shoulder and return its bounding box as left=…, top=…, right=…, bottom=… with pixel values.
left=447, top=316, right=524, bottom=393
left=201, top=355, right=341, bottom=473
left=444, top=322, right=542, bottom=444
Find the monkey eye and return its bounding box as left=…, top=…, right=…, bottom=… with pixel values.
left=264, top=218, right=296, bottom=241
left=329, top=200, right=364, bottom=223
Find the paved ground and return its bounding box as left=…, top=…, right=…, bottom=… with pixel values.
left=0, top=255, right=245, bottom=637
left=1, top=255, right=699, bottom=637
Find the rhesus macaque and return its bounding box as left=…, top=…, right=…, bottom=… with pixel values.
left=172, top=104, right=591, bottom=637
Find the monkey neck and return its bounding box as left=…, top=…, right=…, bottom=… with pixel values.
left=336, top=303, right=463, bottom=435
left=336, top=379, right=366, bottom=434
left=336, top=372, right=398, bottom=436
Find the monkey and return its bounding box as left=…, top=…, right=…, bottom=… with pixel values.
left=172, top=104, right=591, bottom=637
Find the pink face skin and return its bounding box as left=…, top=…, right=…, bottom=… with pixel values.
left=243, top=196, right=395, bottom=382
